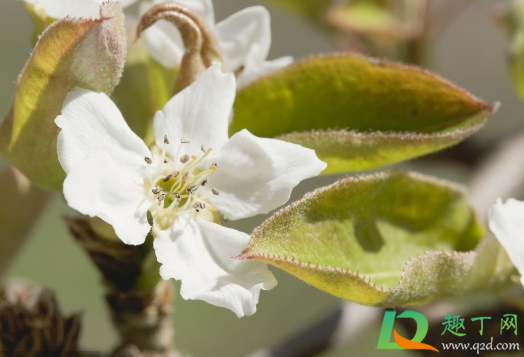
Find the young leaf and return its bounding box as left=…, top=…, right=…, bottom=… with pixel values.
left=241, top=171, right=514, bottom=307
left=230, top=54, right=496, bottom=174
left=0, top=1, right=126, bottom=190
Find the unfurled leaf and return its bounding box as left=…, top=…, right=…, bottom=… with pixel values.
left=231, top=54, right=496, bottom=174
left=112, top=41, right=177, bottom=141
left=241, top=171, right=514, bottom=307
left=0, top=1, right=126, bottom=190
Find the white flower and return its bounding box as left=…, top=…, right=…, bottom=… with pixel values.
left=139, top=0, right=293, bottom=87
left=489, top=198, right=524, bottom=287
left=24, top=0, right=293, bottom=87
left=55, top=65, right=327, bottom=316
left=24, top=0, right=137, bottom=19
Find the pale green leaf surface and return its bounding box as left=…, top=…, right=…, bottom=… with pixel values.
left=231, top=54, right=495, bottom=174
left=242, top=171, right=514, bottom=307
left=0, top=2, right=126, bottom=190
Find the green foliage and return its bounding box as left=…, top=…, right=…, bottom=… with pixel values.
left=0, top=3, right=127, bottom=190
left=242, top=171, right=514, bottom=307
left=231, top=54, right=495, bottom=174
left=112, top=41, right=177, bottom=142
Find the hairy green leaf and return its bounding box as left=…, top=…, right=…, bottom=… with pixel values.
left=241, top=171, right=514, bottom=307
left=0, top=2, right=126, bottom=190
left=231, top=54, right=496, bottom=174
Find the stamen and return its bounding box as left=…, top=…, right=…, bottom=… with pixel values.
left=144, top=157, right=153, bottom=165
left=193, top=202, right=206, bottom=212
left=201, top=179, right=208, bottom=186
left=186, top=185, right=199, bottom=195
left=212, top=188, right=219, bottom=195
left=173, top=192, right=181, bottom=200
left=163, top=174, right=172, bottom=182
left=164, top=135, right=169, bottom=144
left=181, top=138, right=190, bottom=144
left=173, top=171, right=180, bottom=178
left=180, top=154, right=190, bottom=163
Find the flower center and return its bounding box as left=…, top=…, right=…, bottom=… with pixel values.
left=143, top=135, right=220, bottom=231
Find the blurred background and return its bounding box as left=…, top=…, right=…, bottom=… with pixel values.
left=0, top=0, right=523, bottom=355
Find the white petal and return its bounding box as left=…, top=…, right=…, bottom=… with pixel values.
left=36, top=0, right=100, bottom=19
left=489, top=198, right=524, bottom=286
left=138, top=0, right=215, bottom=68
left=215, top=6, right=271, bottom=73
left=153, top=65, right=235, bottom=157
left=23, top=0, right=136, bottom=19
left=56, top=88, right=151, bottom=174
left=237, top=54, right=294, bottom=88
left=205, top=130, right=327, bottom=220
left=63, top=152, right=150, bottom=245
left=154, top=217, right=277, bottom=317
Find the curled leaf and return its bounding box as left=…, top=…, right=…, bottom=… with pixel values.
left=231, top=54, right=496, bottom=174
left=0, top=1, right=126, bottom=190
left=242, top=171, right=514, bottom=307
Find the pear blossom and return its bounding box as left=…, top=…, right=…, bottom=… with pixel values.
left=55, top=65, right=326, bottom=316
left=139, top=0, right=294, bottom=87
left=489, top=198, right=524, bottom=287
left=23, top=0, right=293, bottom=87
left=24, top=0, right=137, bottom=19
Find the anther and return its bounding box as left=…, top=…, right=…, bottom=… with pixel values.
left=201, top=179, right=208, bottom=186
left=191, top=155, right=197, bottom=160
left=144, top=157, right=153, bottom=165
left=173, top=192, right=181, bottom=200
left=193, top=202, right=206, bottom=212
left=201, top=144, right=206, bottom=152
left=152, top=187, right=160, bottom=194
left=173, top=171, right=180, bottom=178
left=181, top=138, right=190, bottom=144
left=164, top=135, right=169, bottom=144
left=163, top=174, right=172, bottom=182
left=211, top=163, right=218, bottom=169
left=180, top=154, right=190, bottom=163
left=157, top=191, right=166, bottom=201
left=186, top=185, right=199, bottom=195
left=212, top=188, right=219, bottom=195
left=164, top=159, right=169, bottom=164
